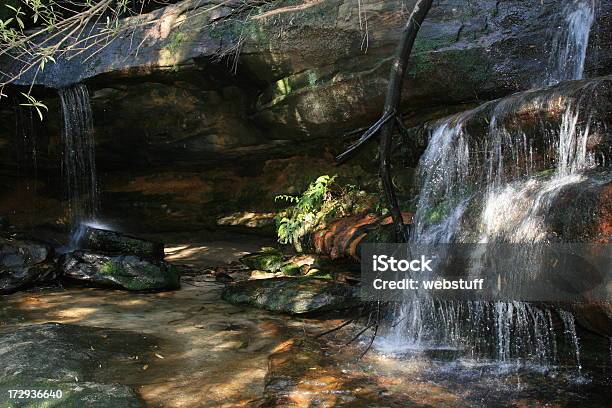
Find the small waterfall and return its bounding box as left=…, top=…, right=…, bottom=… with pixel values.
left=381, top=0, right=601, bottom=368
left=546, top=0, right=595, bottom=86
left=58, top=84, right=99, bottom=227
left=558, top=310, right=583, bottom=373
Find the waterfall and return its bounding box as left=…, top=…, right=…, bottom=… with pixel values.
left=546, top=0, right=595, bottom=86
left=559, top=310, right=583, bottom=372
left=58, top=84, right=99, bottom=227
left=380, top=0, right=600, bottom=367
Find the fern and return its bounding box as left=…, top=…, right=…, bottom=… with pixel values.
left=275, top=175, right=337, bottom=251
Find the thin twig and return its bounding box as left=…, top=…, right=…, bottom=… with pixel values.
left=335, top=108, right=396, bottom=163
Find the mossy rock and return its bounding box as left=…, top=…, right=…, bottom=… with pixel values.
left=61, top=251, right=180, bottom=291
left=222, top=277, right=359, bottom=314
left=240, top=248, right=284, bottom=272
left=278, top=262, right=304, bottom=276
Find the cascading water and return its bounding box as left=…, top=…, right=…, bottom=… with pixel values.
left=379, top=0, right=601, bottom=370
left=546, top=0, right=595, bottom=86
left=58, top=84, right=99, bottom=230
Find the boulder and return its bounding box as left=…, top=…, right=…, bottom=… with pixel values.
left=545, top=171, right=612, bottom=243
left=77, top=226, right=165, bottom=260
left=61, top=251, right=180, bottom=291
left=222, top=278, right=359, bottom=314
left=0, top=323, right=149, bottom=408
left=0, top=235, right=58, bottom=294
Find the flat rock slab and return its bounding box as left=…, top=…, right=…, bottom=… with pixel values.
left=222, top=278, right=360, bottom=314
left=0, top=323, right=151, bottom=408
left=61, top=251, right=179, bottom=291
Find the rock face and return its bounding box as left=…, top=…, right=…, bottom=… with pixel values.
left=61, top=251, right=180, bottom=291
left=1, top=0, right=611, bottom=231
left=5, top=1, right=612, bottom=134
left=222, top=278, right=359, bottom=314
left=0, top=235, right=58, bottom=294
left=544, top=171, right=612, bottom=243
left=0, top=323, right=149, bottom=408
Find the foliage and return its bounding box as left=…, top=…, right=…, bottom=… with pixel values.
left=275, top=174, right=377, bottom=252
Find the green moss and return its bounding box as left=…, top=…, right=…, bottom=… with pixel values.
left=100, top=261, right=122, bottom=276
left=241, top=248, right=284, bottom=272
left=304, top=269, right=333, bottom=280
left=279, top=262, right=303, bottom=276
left=164, top=31, right=186, bottom=56
left=307, top=71, right=318, bottom=87
left=275, top=77, right=292, bottom=96
left=450, top=48, right=489, bottom=84
left=412, top=36, right=455, bottom=54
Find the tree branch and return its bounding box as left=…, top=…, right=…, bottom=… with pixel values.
left=378, top=0, right=432, bottom=242
left=335, top=108, right=396, bottom=163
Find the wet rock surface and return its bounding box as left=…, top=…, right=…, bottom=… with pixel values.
left=0, top=235, right=58, bottom=294
left=222, top=277, right=360, bottom=314
left=414, top=76, right=612, bottom=177
left=263, top=337, right=407, bottom=407
left=0, top=322, right=149, bottom=408
left=78, top=226, right=165, bottom=260
left=61, top=251, right=180, bottom=291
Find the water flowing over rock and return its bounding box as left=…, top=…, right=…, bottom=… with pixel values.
left=411, top=76, right=612, bottom=244
left=381, top=0, right=611, bottom=360
left=546, top=0, right=596, bottom=86
left=59, top=84, right=99, bottom=226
